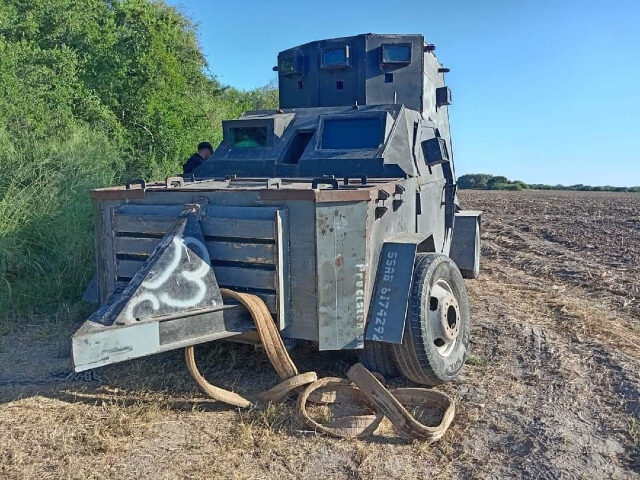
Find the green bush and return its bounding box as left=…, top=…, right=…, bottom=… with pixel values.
left=0, top=0, right=278, bottom=317
left=458, top=173, right=492, bottom=189
left=503, top=183, right=523, bottom=191
left=458, top=173, right=638, bottom=192
left=486, top=176, right=509, bottom=189
left=0, top=127, right=123, bottom=313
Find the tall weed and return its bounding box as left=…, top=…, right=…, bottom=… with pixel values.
left=0, top=126, right=123, bottom=314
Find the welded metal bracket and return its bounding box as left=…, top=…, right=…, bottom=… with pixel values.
left=71, top=203, right=255, bottom=372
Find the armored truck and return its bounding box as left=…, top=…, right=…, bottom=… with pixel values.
left=73, top=33, right=481, bottom=385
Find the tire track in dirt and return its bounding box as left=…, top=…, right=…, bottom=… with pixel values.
left=483, top=220, right=639, bottom=320
left=460, top=280, right=627, bottom=478
left=456, top=190, right=640, bottom=478
left=464, top=269, right=638, bottom=478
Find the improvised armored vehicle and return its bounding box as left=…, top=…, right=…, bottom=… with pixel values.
left=73, top=33, right=481, bottom=385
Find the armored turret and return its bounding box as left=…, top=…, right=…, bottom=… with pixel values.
left=202, top=34, right=455, bottom=181
left=276, top=34, right=451, bottom=118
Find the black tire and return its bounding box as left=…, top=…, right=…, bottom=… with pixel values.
left=392, top=253, right=470, bottom=385
left=359, top=340, right=399, bottom=377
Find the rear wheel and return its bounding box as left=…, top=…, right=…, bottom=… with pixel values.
left=392, top=253, right=470, bottom=385
left=359, top=340, right=399, bottom=377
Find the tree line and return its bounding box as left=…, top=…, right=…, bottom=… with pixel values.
left=458, top=174, right=640, bottom=193
left=0, top=0, right=277, bottom=315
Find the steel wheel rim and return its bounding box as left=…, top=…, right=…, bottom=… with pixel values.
left=427, top=279, right=460, bottom=358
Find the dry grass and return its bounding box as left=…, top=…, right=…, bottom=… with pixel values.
left=0, top=396, right=164, bottom=478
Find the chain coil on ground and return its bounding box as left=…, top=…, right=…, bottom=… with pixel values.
left=184, top=289, right=455, bottom=441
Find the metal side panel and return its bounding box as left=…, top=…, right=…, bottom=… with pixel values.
left=108, top=203, right=289, bottom=319
left=279, top=200, right=318, bottom=341
left=73, top=321, right=160, bottom=371
left=450, top=210, right=482, bottom=279
left=417, top=180, right=447, bottom=253
left=275, top=209, right=291, bottom=329
left=316, top=201, right=368, bottom=350
left=97, top=200, right=120, bottom=303
left=73, top=306, right=254, bottom=372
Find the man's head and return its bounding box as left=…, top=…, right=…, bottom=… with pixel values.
left=197, top=141, right=213, bottom=160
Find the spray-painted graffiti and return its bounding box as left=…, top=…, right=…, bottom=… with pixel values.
left=122, top=235, right=216, bottom=323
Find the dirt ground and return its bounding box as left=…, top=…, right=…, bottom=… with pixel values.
left=1, top=189, right=638, bottom=479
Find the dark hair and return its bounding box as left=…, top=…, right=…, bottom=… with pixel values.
left=197, top=141, right=213, bottom=153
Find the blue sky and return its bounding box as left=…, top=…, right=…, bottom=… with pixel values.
left=170, top=0, right=640, bottom=186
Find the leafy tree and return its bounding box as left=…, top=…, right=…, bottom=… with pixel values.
left=458, top=173, right=493, bottom=189
left=0, top=0, right=278, bottom=315
left=458, top=173, right=638, bottom=192
left=486, top=176, right=509, bottom=190
left=0, top=0, right=278, bottom=178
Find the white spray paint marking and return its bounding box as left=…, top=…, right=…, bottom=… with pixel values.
left=183, top=236, right=211, bottom=264
left=142, top=237, right=182, bottom=289
left=159, top=261, right=210, bottom=307
left=123, top=293, right=160, bottom=322
left=123, top=234, right=215, bottom=322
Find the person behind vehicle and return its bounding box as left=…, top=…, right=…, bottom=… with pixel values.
left=183, top=141, right=213, bottom=175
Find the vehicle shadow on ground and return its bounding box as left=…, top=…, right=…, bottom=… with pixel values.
left=1, top=321, right=419, bottom=444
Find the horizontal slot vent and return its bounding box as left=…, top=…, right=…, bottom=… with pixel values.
left=210, top=259, right=275, bottom=271
left=213, top=265, right=276, bottom=290
left=115, top=253, right=148, bottom=261
left=222, top=291, right=277, bottom=313
left=207, top=241, right=276, bottom=264
left=113, top=214, right=276, bottom=241
left=114, top=231, right=165, bottom=239
left=113, top=215, right=175, bottom=235
left=203, top=235, right=274, bottom=245
left=116, top=260, right=277, bottom=291
left=201, top=217, right=275, bottom=240
left=115, top=237, right=276, bottom=265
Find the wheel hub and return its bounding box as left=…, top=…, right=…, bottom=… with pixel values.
left=428, top=280, right=460, bottom=357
